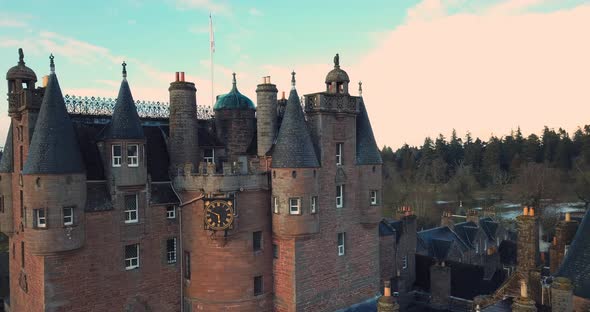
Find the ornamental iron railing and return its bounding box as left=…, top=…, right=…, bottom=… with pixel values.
left=63, top=94, right=213, bottom=119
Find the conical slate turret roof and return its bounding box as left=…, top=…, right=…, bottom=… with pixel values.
left=23, top=56, right=84, bottom=174
left=101, top=63, right=144, bottom=140
left=0, top=122, right=14, bottom=173
left=356, top=96, right=382, bottom=165
left=556, top=208, right=590, bottom=299
left=271, top=73, right=319, bottom=168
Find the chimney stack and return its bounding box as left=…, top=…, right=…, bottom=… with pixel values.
left=175, top=72, right=179, bottom=82
left=377, top=280, right=399, bottom=312
left=180, top=72, right=185, bottom=82
left=565, top=212, right=571, bottom=222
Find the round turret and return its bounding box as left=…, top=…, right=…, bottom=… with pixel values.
left=6, top=48, right=37, bottom=83
left=325, top=53, right=350, bottom=94
left=169, top=72, right=199, bottom=174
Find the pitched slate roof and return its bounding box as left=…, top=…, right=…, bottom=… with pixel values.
left=85, top=182, right=112, bottom=212
left=150, top=182, right=180, bottom=205
left=271, top=87, right=319, bottom=168
left=356, top=98, right=382, bottom=165
left=453, top=221, right=479, bottom=247
left=23, top=72, right=85, bottom=175
left=100, top=79, right=144, bottom=140
left=556, top=208, right=590, bottom=299
left=480, top=218, right=500, bottom=241
left=0, top=122, right=13, bottom=173
left=418, top=226, right=470, bottom=258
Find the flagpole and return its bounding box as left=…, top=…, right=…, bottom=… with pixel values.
left=210, top=13, right=215, bottom=108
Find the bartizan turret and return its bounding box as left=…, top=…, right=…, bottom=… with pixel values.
left=271, top=72, right=320, bottom=236
left=0, top=122, right=14, bottom=235
left=22, top=55, right=86, bottom=254
left=214, top=73, right=256, bottom=161
left=168, top=71, right=199, bottom=176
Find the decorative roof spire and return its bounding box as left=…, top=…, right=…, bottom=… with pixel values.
left=49, top=54, right=55, bottom=74
left=291, top=71, right=296, bottom=90
left=232, top=72, right=237, bottom=89
left=122, top=61, right=127, bottom=79
left=18, top=48, right=24, bottom=65
left=359, top=81, right=363, bottom=96
left=334, top=53, right=340, bottom=68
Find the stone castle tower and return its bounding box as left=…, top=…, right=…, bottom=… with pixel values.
left=0, top=50, right=384, bottom=312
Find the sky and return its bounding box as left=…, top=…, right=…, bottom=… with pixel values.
left=0, top=0, right=589, bottom=149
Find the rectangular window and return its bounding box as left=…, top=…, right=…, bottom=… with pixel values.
left=63, top=207, right=74, bottom=226
left=21, top=241, right=25, bottom=268
left=338, top=232, right=346, bottom=256
left=336, top=143, right=343, bottom=165
left=336, top=185, right=344, bottom=208
left=20, top=190, right=23, bottom=218
left=125, top=244, right=139, bottom=270
left=19, top=145, right=23, bottom=171
left=34, top=208, right=46, bottom=228
left=166, top=206, right=176, bottom=219
left=272, top=244, right=279, bottom=259
left=289, top=198, right=300, bottom=215
left=254, top=276, right=263, bottom=296
left=311, top=196, right=318, bottom=214
left=166, top=238, right=177, bottom=264
left=253, top=231, right=262, bottom=252
left=370, top=190, right=378, bottom=205
left=273, top=197, right=279, bottom=214
left=402, top=255, right=408, bottom=269
left=0, top=195, right=4, bottom=213
left=184, top=251, right=191, bottom=279
left=112, top=144, right=122, bottom=167
left=127, top=144, right=139, bottom=167
left=124, top=194, right=138, bottom=223
left=203, top=149, right=215, bottom=163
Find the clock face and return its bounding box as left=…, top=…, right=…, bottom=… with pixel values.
left=205, top=200, right=234, bottom=230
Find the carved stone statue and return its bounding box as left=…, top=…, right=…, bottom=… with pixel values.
left=334, top=53, right=339, bottom=67
left=18, top=48, right=24, bottom=64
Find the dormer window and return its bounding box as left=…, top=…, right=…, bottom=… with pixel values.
left=336, top=143, right=343, bottom=165
left=127, top=144, right=139, bottom=167
left=112, top=145, right=122, bottom=167
left=204, top=149, right=215, bottom=163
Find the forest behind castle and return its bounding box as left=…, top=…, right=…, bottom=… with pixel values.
left=381, top=126, right=590, bottom=229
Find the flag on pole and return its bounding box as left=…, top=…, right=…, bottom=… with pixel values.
left=209, top=13, right=215, bottom=53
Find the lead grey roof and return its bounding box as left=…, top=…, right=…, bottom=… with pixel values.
left=356, top=98, right=382, bottom=165
left=23, top=73, right=85, bottom=175
left=0, top=122, right=13, bottom=173
left=271, top=88, right=319, bottom=168
left=100, top=79, right=144, bottom=140
left=556, top=208, right=590, bottom=299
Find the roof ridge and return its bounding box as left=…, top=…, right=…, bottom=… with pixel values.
left=0, top=121, right=13, bottom=173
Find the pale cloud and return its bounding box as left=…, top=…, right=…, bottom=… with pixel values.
left=249, top=8, right=263, bottom=16
left=175, top=0, right=229, bottom=14
left=0, top=13, right=33, bottom=28
left=486, top=0, right=548, bottom=15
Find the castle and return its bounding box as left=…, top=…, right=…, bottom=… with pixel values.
left=0, top=50, right=385, bottom=312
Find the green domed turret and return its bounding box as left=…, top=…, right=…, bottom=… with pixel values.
left=213, top=73, right=255, bottom=110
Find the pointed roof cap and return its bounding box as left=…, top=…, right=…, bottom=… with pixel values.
left=100, top=62, right=144, bottom=140
left=0, top=122, right=14, bottom=173
left=23, top=55, right=84, bottom=174
left=271, top=72, right=319, bottom=168
left=6, top=48, right=37, bottom=82
left=213, top=73, right=255, bottom=110
left=356, top=96, right=382, bottom=165
left=556, top=208, right=590, bottom=299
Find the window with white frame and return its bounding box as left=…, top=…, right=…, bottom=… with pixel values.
left=112, top=144, right=122, bottom=167
left=166, top=238, right=177, bottom=264
left=311, top=196, right=318, bottom=214
left=289, top=198, right=300, bottom=215
left=63, top=207, right=74, bottom=226
left=125, top=244, right=139, bottom=270
left=337, top=232, right=346, bottom=256
left=336, top=143, right=343, bottom=165
left=127, top=144, right=139, bottom=167
left=124, top=194, right=138, bottom=223
left=166, top=206, right=176, bottom=219
left=402, top=255, right=408, bottom=269
left=370, top=190, right=378, bottom=205
left=273, top=197, right=279, bottom=214
left=336, top=185, right=344, bottom=208
left=35, top=208, right=46, bottom=228
left=203, top=149, right=215, bottom=163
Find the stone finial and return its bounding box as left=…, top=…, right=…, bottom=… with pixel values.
left=122, top=61, right=127, bottom=79
left=18, top=48, right=25, bottom=65
left=334, top=53, right=340, bottom=68
left=291, top=71, right=296, bottom=89
left=49, top=54, right=55, bottom=74
left=359, top=81, right=363, bottom=96
left=232, top=72, right=237, bottom=88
